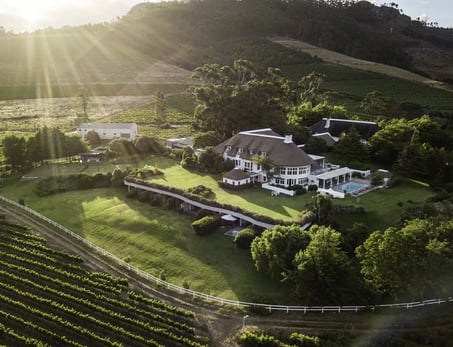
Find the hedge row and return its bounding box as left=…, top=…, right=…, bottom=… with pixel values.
left=35, top=173, right=112, bottom=196
left=125, top=178, right=296, bottom=227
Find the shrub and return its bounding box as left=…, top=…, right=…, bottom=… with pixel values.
left=307, top=184, right=318, bottom=192
left=238, top=329, right=282, bottom=347
left=290, top=332, right=320, bottom=347
left=186, top=185, right=215, bottom=199
left=289, top=185, right=306, bottom=195
left=234, top=227, right=256, bottom=249
left=137, top=190, right=150, bottom=202
left=182, top=279, right=191, bottom=289
left=191, top=215, right=221, bottom=236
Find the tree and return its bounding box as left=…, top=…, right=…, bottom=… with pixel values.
left=307, top=194, right=333, bottom=226
left=304, top=136, right=328, bottom=155
left=192, top=131, right=221, bottom=149
left=287, top=225, right=351, bottom=303
left=356, top=219, right=453, bottom=300
left=360, top=90, right=396, bottom=119
left=154, top=90, right=167, bottom=127
left=78, top=87, right=89, bottom=120
left=109, top=139, right=137, bottom=157
left=333, top=126, right=369, bottom=163
left=190, top=59, right=293, bottom=139
left=368, top=118, right=414, bottom=166
left=252, top=154, right=274, bottom=180
left=251, top=225, right=310, bottom=281
left=2, top=135, right=26, bottom=168
left=111, top=168, right=126, bottom=187
left=299, top=71, right=326, bottom=106
left=197, top=147, right=224, bottom=173
left=85, top=130, right=101, bottom=147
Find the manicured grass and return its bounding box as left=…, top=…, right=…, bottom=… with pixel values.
left=0, top=180, right=292, bottom=303
left=334, top=179, right=436, bottom=231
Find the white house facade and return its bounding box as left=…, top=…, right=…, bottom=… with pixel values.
left=77, top=123, right=138, bottom=140
left=213, top=129, right=316, bottom=188
left=213, top=128, right=370, bottom=197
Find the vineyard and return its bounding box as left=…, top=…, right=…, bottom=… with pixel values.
left=0, top=220, right=208, bottom=347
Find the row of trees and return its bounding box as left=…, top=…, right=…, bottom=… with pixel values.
left=2, top=128, right=87, bottom=168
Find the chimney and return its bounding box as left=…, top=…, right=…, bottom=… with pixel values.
left=325, top=118, right=331, bottom=129
left=284, top=135, right=293, bottom=144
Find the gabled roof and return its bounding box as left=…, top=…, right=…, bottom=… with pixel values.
left=78, top=123, right=137, bottom=130
left=223, top=169, right=251, bottom=180
left=310, top=118, right=379, bottom=140
left=213, top=128, right=315, bottom=167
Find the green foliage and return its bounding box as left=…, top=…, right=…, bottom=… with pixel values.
left=191, top=215, right=221, bottom=236
left=289, top=332, right=320, bottom=347
left=2, top=135, right=26, bottom=168
left=190, top=59, right=292, bottom=139
left=299, top=72, right=326, bottom=106
left=370, top=171, right=384, bottom=186
left=306, top=194, right=334, bottom=226
left=35, top=173, right=113, bottom=196
left=357, top=219, right=453, bottom=300
left=186, top=185, right=215, bottom=199
left=251, top=225, right=310, bottom=281
left=304, top=137, right=329, bottom=155
left=0, top=221, right=205, bottom=346
left=333, top=127, right=369, bottom=164
left=192, top=131, right=221, bottom=149
left=238, top=328, right=289, bottom=347
left=111, top=168, right=127, bottom=187
left=234, top=227, right=256, bottom=249
left=108, top=138, right=138, bottom=157
left=85, top=130, right=101, bottom=147
left=133, top=136, right=167, bottom=155
left=197, top=147, right=225, bottom=173
left=288, top=225, right=351, bottom=304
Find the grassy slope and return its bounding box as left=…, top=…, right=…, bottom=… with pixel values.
left=0, top=177, right=291, bottom=303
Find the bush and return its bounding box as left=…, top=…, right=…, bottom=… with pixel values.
left=191, top=215, right=221, bottom=236
left=238, top=329, right=282, bottom=347
left=289, top=185, right=306, bottom=195
left=234, top=227, right=256, bottom=249
left=186, top=185, right=215, bottom=199
left=307, top=184, right=318, bottom=192
left=290, top=332, right=320, bottom=347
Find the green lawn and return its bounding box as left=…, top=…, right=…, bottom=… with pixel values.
left=0, top=180, right=292, bottom=303
left=334, top=179, right=436, bottom=231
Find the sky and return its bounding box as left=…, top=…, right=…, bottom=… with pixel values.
left=0, top=0, right=452, bottom=33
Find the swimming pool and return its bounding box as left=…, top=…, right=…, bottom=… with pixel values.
left=332, top=181, right=368, bottom=193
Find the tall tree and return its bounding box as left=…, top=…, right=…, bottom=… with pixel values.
left=287, top=225, right=351, bottom=304
left=333, top=126, right=369, bottom=163
left=356, top=219, right=453, bottom=300
left=299, top=71, right=326, bottom=106
left=2, top=135, right=26, bottom=168
left=251, top=224, right=310, bottom=281
left=154, top=90, right=167, bottom=127
left=190, top=59, right=293, bottom=139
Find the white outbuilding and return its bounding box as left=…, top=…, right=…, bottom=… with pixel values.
left=77, top=123, right=138, bottom=140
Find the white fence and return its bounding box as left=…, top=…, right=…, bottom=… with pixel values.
left=1, top=194, right=452, bottom=313
left=262, top=183, right=296, bottom=196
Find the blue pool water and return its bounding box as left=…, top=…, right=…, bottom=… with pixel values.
left=332, top=181, right=368, bottom=193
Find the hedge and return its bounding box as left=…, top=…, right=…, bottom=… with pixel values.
left=126, top=177, right=296, bottom=227
left=191, top=215, right=221, bottom=236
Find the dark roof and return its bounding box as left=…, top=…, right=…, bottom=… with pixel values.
left=214, top=129, right=315, bottom=167
left=223, top=169, right=251, bottom=180
left=310, top=118, right=379, bottom=140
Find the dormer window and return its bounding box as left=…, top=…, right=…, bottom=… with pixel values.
left=238, top=148, right=243, bottom=154
left=260, top=151, right=267, bottom=157
left=226, top=146, right=232, bottom=152
left=249, top=149, right=254, bottom=155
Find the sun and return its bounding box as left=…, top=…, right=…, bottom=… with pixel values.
left=2, top=0, right=61, bottom=23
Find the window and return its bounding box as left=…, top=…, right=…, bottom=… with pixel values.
left=249, top=149, right=254, bottom=155
left=233, top=159, right=241, bottom=167
left=238, top=148, right=243, bottom=154
left=298, top=167, right=309, bottom=175
left=244, top=161, right=252, bottom=171
left=226, top=146, right=232, bottom=152
left=287, top=167, right=298, bottom=175
left=260, top=151, right=266, bottom=157
left=279, top=167, right=286, bottom=175
left=275, top=178, right=285, bottom=185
